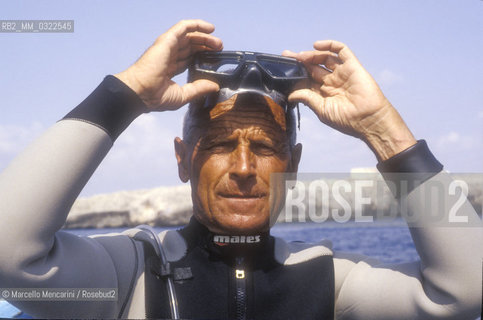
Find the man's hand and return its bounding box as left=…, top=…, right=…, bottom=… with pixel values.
left=283, top=40, right=416, bottom=161
left=115, top=19, right=223, bottom=111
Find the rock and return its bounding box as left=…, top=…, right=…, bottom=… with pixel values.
left=65, top=185, right=193, bottom=229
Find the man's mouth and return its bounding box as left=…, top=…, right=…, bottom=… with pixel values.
left=218, top=193, right=266, bottom=199
left=215, top=191, right=269, bottom=216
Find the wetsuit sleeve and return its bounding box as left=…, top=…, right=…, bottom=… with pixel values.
left=0, top=76, right=146, bottom=318
left=334, top=142, right=482, bottom=319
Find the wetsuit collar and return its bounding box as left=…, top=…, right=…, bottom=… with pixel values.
left=178, top=217, right=273, bottom=265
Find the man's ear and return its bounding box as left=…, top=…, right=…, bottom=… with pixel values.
left=288, top=143, right=302, bottom=174
left=174, top=137, right=190, bottom=183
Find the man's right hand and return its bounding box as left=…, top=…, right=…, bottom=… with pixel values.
left=115, top=19, right=223, bottom=111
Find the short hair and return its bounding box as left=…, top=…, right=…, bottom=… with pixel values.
left=182, top=94, right=297, bottom=147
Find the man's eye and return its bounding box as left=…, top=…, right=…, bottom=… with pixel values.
left=206, top=141, right=235, bottom=152
left=251, top=142, right=277, bottom=155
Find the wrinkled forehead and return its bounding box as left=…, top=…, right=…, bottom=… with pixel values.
left=203, top=93, right=287, bottom=137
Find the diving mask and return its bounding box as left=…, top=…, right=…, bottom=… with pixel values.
left=188, top=51, right=309, bottom=110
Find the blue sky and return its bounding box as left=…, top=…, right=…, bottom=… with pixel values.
left=1, top=0, right=482, bottom=196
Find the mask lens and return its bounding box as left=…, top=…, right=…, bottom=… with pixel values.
left=197, top=55, right=242, bottom=75
left=257, top=57, right=304, bottom=78
left=215, top=62, right=240, bottom=74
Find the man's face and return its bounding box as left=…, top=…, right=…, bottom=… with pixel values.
left=175, top=94, right=301, bottom=234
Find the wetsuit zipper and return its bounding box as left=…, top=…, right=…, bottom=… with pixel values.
left=234, top=257, right=247, bottom=320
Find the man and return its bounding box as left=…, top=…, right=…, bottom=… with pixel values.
left=0, top=19, right=481, bottom=319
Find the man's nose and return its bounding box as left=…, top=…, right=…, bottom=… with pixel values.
left=229, top=144, right=256, bottom=180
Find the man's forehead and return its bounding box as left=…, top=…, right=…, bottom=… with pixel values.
left=200, top=121, right=284, bottom=143
left=207, top=93, right=287, bottom=131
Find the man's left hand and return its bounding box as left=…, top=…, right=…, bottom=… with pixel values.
left=283, top=40, right=416, bottom=161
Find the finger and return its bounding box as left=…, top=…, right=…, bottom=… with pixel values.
left=180, top=79, right=220, bottom=105
left=176, top=34, right=222, bottom=60
left=187, top=32, right=223, bottom=51
left=189, top=44, right=223, bottom=55
left=324, top=55, right=341, bottom=71
left=176, top=43, right=221, bottom=64
left=170, top=19, right=216, bottom=38
left=281, top=50, right=298, bottom=59
left=313, top=40, right=356, bottom=63
left=297, top=51, right=342, bottom=69
left=175, top=35, right=224, bottom=66
left=313, top=54, right=341, bottom=71
left=305, top=64, right=331, bottom=83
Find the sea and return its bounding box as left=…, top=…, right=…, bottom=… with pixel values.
left=0, top=220, right=479, bottom=319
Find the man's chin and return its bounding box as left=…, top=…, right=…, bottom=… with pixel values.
left=210, top=214, right=269, bottom=235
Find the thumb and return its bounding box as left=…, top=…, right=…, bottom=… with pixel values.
left=288, top=89, right=323, bottom=109
left=181, top=79, right=219, bottom=104
left=288, top=89, right=326, bottom=121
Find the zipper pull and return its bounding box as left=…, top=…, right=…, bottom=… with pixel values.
left=235, top=257, right=245, bottom=279
left=235, top=269, right=245, bottom=279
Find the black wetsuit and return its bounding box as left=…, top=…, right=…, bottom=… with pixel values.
left=144, top=218, right=334, bottom=320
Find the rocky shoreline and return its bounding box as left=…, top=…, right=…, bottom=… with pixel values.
left=65, top=185, right=193, bottom=229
